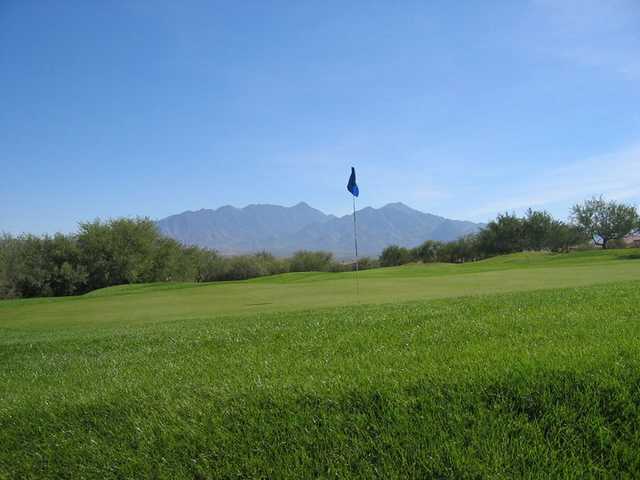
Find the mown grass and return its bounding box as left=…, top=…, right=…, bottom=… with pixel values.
left=3, top=249, right=640, bottom=332
left=1, top=250, right=640, bottom=478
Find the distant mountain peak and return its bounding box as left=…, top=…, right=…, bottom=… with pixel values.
left=217, top=205, right=237, bottom=212
left=156, top=202, right=483, bottom=258
left=379, top=202, right=418, bottom=212
left=383, top=201, right=410, bottom=208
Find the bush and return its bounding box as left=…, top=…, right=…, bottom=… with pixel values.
left=356, top=257, right=380, bottom=270
left=0, top=198, right=603, bottom=299
left=329, top=262, right=350, bottom=273
left=437, top=236, right=480, bottom=263
left=254, top=251, right=290, bottom=276
left=411, top=240, right=444, bottom=263
left=289, top=251, right=334, bottom=272
left=475, top=213, right=524, bottom=256
left=546, top=222, right=587, bottom=252
left=0, top=222, right=370, bottom=298
left=0, top=234, right=87, bottom=298
left=380, top=245, right=411, bottom=267
left=77, top=218, right=159, bottom=289
left=188, top=248, right=226, bottom=282
left=221, top=255, right=267, bottom=281
left=146, top=237, right=194, bottom=282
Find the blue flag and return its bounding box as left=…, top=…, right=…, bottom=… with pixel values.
left=347, top=167, right=359, bottom=197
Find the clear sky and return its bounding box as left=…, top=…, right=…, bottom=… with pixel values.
left=1, top=0, right=639, bottom=234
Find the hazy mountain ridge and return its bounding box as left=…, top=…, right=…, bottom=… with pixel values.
left=156, top=202, right=483, bottom=258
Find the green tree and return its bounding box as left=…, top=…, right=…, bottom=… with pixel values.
left=146, top=237, right=192, bottom=282
left=379, top=245, right=411, bottom=267
left=476, top=213, right=525, bottom=255
left=0, top=234, right=48, bottom=298
left=411, top=240, right=444, bottom=263
left=222, top=255, right=267, bottom=280
left=355, top=257, right=379, bottom=270
left=254, top=251, right=289, bottom=276
left=546, top=222, right=586, bottom=252
left=522, top=209, right=554, bottom=251
left=186, top=248, right=225, bottom=282
left=571, top=196, right=639, bottom=249
left=437, top=235, right=479, bottom=263
left=289, top=251, right=334, bottom=272
left=0, top=234, right=87, bottom=298
left=43, top=234, right=88, bottom=295
left=77, top=218, right=159, bottom=289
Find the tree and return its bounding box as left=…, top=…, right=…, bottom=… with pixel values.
left=379, top=245, right=411, bottom=267
left=254, top=251, right=289, bottom=276
left=146, top=237, right=192, bottom=282
left=0, top=233, right=87, bottom=298
left=411, top=240, right=443, bottom=263
left=546, top=222, right=586, bottom=253
left=571, top=196, right=639, bottom=249
left=185, top=247, right=225, bottom=282
left=521, top=209, right=586, bottom=252
left=77, top=218, right=158, bottom=289
left=289, top=251, right=334, bottom=272
left=522, top=209, right=554, bottom=251
left=42, top=234, right=88, bottom=295
left=437, top=235, right=479, bottom=263
left=353, top=257, right=379, bottom=270
left=475, top=213, right=525, bottom=255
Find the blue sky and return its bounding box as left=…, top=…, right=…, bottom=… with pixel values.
left=1, top=0, right=639, bottom=234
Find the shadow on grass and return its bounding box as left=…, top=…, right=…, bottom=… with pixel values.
left=615, top=254, right=640, bottom=260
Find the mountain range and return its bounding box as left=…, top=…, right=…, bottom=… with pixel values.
left=156, top=202, right=483, bottom=258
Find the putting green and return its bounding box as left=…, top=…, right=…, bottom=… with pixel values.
left=2, top=249, right=639, bottom=330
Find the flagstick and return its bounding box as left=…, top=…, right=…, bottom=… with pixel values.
left=353, top=195, right=359, bottom=297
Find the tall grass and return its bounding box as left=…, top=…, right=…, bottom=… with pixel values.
left=2, top=280, right=640, bottom=478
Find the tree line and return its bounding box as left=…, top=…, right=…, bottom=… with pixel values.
left=0, top=218, right=369, bottom=299
left=1, top=196, right=638, bottom=299
left=379, top=196, right=640, bottom=266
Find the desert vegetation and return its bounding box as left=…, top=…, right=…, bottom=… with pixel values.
left=380, top=197, right=639, bottom=266
left=0, top=219, right=350, bottom=299
left=1, top=196, right=637, bottom=299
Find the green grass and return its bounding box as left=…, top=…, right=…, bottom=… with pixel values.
left=4, top=248, right=640, bottom=331
left=1, top=249, right=640, bottom=478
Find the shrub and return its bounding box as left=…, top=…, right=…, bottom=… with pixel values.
left=356, top=257, right=380, bottom=270
left=436, top=235, right=480, bottom=263
left=254, top=251, right=290, bottom=276
left=0, top=234, right=87, bottom=298
left=475, top=213, right=524, bottom=256
left=289, top=251, right=334, bottom=272
left=411, top=240, right=444, bottom=263
left=380, top=245, right=411, bottom=267
left=190, top=249, right=226, bottom=282
left=77, top=218, right=159, bottom=289
left=222, top=255, right=267, bottom=281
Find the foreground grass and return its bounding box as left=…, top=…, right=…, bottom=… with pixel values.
left=2, top=277, right=640, bottom=478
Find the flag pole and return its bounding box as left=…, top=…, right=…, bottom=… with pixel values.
left=347, top=166, right=360, bottom=298
left=353, top=194, right=359, bottom=296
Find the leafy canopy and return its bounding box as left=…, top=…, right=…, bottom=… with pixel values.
left=571, top=196, right=639, bottom=248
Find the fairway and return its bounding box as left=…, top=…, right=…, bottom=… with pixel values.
left=2, top=250, right=640, bottom=478
left=3, top=249, right=640, bottom=330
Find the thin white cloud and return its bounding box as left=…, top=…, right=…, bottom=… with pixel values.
left=468, top=143, right=640, bottom=218
left=531, top=0, right=640, bottom=79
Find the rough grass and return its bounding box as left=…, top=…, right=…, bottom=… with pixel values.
left=1, top=250, right=640, bottom=478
